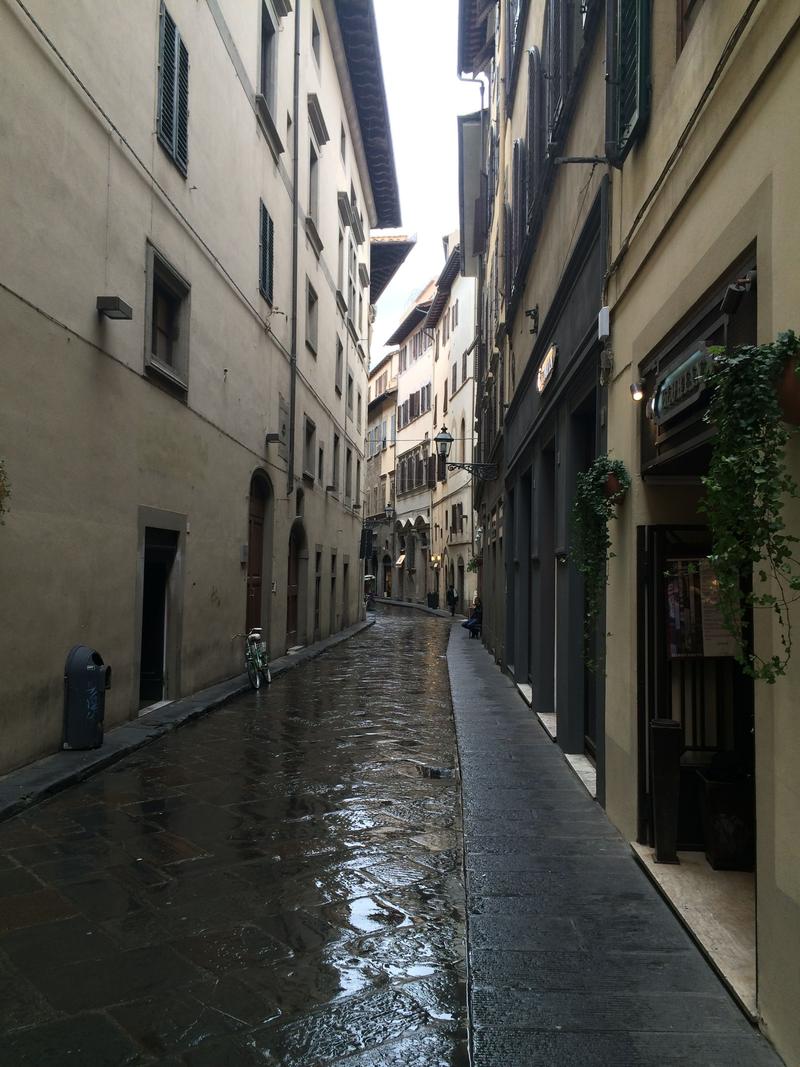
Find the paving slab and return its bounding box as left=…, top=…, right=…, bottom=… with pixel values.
left=447, top=627, right=784, bottom=1066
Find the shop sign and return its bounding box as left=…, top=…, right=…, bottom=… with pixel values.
left=536, top=344, right=557, bottom=394
left=652, top=346, right=714, bottom=425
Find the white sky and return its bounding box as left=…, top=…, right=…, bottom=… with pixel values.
left=370, top=0, right=481, bottom=367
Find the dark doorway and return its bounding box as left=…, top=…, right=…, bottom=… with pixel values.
left=139, top=527, right=178, bottom=705
left=639, top=525, right=755, bottom=862
left=382, top=554, right=392, bottom=597
left=342, top=561, right=350, bottom=628
left=573, top=392, right=598, bottom=760
left=330, top=553, right=337, bottom=634
left=246, top=476, right=268, bottom=631
left=314, top=550, right=322, bottom=641
left=287, top=526, right=302, bottom=646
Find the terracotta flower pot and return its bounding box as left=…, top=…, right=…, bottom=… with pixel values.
left=777, top=357, right=800, bottom=425
left=603, top=472, right=625, bottom=499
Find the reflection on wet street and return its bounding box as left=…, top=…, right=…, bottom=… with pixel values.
left=0, top=609, right=467, bottom=1065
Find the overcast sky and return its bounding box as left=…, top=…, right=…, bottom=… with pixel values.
left=371, top=0, right=480, bottom=366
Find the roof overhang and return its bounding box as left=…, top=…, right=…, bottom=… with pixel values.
left=328, top=0, right=402, bottom=229
left=385, top=301, right=432, bottom=347
left=370, top=232, right=416, bottom=304
left=458, top=0, right=496, bottom=75
left=423, top=246, right=462, bottom=329
left=458, top=111, right=485, bottom=279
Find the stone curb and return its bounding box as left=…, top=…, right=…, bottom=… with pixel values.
left=0, top=618, right=375, bottom=823
left=373, top=596, right=466, bottom=620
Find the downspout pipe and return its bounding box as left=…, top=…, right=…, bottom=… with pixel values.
left=287, top=0, right=302, bottom=496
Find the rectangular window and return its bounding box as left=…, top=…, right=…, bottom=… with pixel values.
left=145, top=242, right=190, bottom=390
left=606, top=0, right=651, bottom=165
left=311, top=12, right=321, bottom=65
left=443, top=380, right=448, bottom=415
left=259, top=201, right=274, bottom=303
left=335, top=338, right=343, bottom=394
left=260, top=3, right=277, bottom=112
left=677, top=0, right=704, bottom=55
left=318, top=445, right=324, bottom=482
left=348, top=240, right=357, bottom=317
left=306, top=280, right=318, bottom=354
left=357, top=390, right=362, bottom=430
left=462, top=348, right=468, bottom=383
left=157, top=3, right=189, bottom=175
left=381, top=419, right=387, bottom=449
left=337, top=229, right=345, bottom=293
left=390, top=413, right=396, bottom=442
left=340, top=121, right=346, bottom=162
left=345, top=448, right=353, bottom=500
left=452, top=363, right=458, bottom=393
left=303, top=416, right=316, bottom=479
left=308, top=141, right=319, bottom=224
left=347, top=373, right=353, bottom=414
left=332, top=433, right=340, bottom=489
left=356, top=458, right=361, bottom=500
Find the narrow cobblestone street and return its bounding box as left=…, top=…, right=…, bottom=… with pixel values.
left=0, top=609, right=467, bottom=1065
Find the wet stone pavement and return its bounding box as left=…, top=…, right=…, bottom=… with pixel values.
left=0, top=608, right=468, bottom=1066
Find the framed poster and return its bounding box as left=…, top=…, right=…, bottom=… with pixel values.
left=665, top=557, right=739, bottom=659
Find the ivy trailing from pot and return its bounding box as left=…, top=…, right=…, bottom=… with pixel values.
left=570, top=455, right=631, bottom=668
left=0, top=459, right=10, bottom=525
left=466, top=556, right=480, bottom=573
left=701, top=329, right=800, bottom=683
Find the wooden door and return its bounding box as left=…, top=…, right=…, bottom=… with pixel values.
left=246, top=484, right=266, bottom=631
left=286, top=532, right=299, bottom=645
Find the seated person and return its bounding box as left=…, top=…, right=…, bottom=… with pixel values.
left=462, top=597, right=482, bottom=635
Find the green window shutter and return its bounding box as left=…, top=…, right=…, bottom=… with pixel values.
left=157, top=4, right=176, bottom=153
left=175, top=37, right=189, bottom=174
left=526, top=47, right=543, bottom=222
left=157, top=4, right=188, bottom=174
left=605, top=0, right=650, bottom=166
left=259, top=203, right=274, bottom=303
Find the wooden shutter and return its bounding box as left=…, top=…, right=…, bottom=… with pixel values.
left=605, top=0, right=651, bottom=166
left=526, top=47, right=543, bottom=223
left=259, top=202, right=274, bottom=302
left=175, top=37, right=189, bottom=173
left=157, top=5, right=177, bottom=152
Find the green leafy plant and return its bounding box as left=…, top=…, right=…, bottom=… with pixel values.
left=0, top=459, right=10, bottom=525
left=466, top=556, right=480, bottom=573
left=701, top=329, right=800, bottom=683
left=570, top=455, right=631, bottom=666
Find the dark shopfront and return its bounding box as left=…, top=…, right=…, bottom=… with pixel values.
left=636, top=253, right=757, bottom=872
left=503, top=190, right=607, bottom=799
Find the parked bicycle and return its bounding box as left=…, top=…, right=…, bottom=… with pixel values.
left=232, top=628, right=271, bottom=689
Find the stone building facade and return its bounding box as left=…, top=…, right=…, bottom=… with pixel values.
left=0, top=0, right=401, bottom=772
left=458, top=0, right=800, bottom=1059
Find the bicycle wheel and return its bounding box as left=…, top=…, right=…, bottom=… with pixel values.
left=246, top=650, right=261, bottom=690
left=263, top=663, right=272, bottom=685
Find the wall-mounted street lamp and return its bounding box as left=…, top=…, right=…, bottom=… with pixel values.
left=433, top=424, right=497, bottom=481
left=630, top=381, right=644, bottom=402
left=96, top=296, right=132, bottom=320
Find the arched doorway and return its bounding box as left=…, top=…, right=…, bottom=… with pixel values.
left=457, top=555, right=465, bottom=609
left=286, top=519, right=308, bottom=648
left=246, top=471, right=274, bottom=633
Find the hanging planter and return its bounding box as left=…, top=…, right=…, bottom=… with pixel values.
left=570, top=455, right=631, bottom=669
left=701, top=329, right=800, bottom=683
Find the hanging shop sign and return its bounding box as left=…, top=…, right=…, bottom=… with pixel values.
left=536, top=344, right=558, bottom=394
left=651, top=345, right=715, bottom=426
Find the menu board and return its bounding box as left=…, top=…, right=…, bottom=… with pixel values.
left=665, top=558, right=739, bottom=659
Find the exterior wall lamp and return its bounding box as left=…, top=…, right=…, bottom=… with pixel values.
left=433, top=424, right=498, bottom=481
left=630, top=381, right=644, bottom=401
left=96, top=296, right=133, bottom=320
